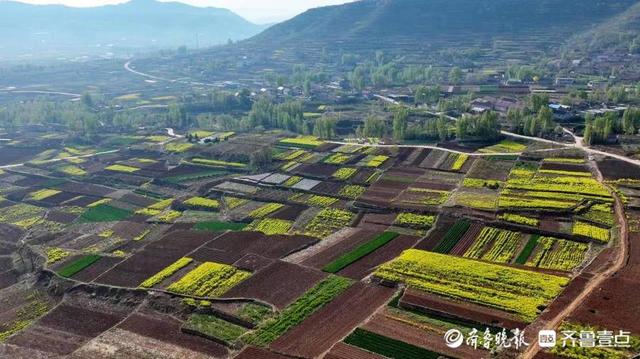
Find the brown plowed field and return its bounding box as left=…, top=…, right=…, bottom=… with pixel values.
left=338, top=234, right=420, bottom=280
left=540, top=162, right=588, bottom=172
left=7, top=303, right=130, bottom=356
left=324, top=342, right=386, bottom=359
left=597, top=158, right=640, bottom=180
left=117, top=312, right=228, bottom=357
left=400, top=289, right=527, bottom=330
left=187, top=247, right=243, bottom=265
left=234, top=346, right=295, bottom=359
left=222, top=261, right=327, bottom=309
left=414, top=216, right=457, bottom=251
left=233, top=253, right=275, bottom=272
left=449, top=222, right=483, bottom=256
left=271, top=204, right=308, bottom=221
left=0, top=224, right=23, bottom=244
left=269, top=282, right=395, bottom=358
left=95, top=247, right=193, bottom=287
left=72, top=257, right=124, bottom=283
left=301, top=230, right=379, bottom=269
left=362, top=313, right=483, bottom=359
left=207, top=231, right=317, bottom=259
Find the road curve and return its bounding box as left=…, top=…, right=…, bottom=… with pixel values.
left=124, top=60, right=217, bottom=87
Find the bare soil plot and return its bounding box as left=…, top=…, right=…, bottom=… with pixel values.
left=312, top=181, right=345, bottom=196
left=233, top=253, right=275, bottom=272
left=350, top=168, right=376, bottom=184
left=223, top=261, right=327, bottom=309
left=270, top=204, right=307, bottom=221
left=360, top=213, right=397, bottom=227
left=95, top=247, right=188, bottom=287
left=0, top=241, right=17, bottom=256
left=36, top=191, right=80, bottom=207
left=540, top=162, right=589, bottom=172
left=7, top=303, right=130, bottom=356
left=94, top=231, right=215, bottom=287
left=0, top=223, right=24, bottom=243
left=118, top=193, right=158, bottom=207
left=6, top=324, right=87, bottom=356
left=235, top=346, right=293, bottom=359
left=188, top=247, right=243, bottom=265
left=71, top=256, right=124, bottom=283
left=55, top=181, right=115, bottom=197
left=400, top=289, right=527, bottom=330
left=597, top=158, right=640, bottom=180
left=414, top=216, right=457, bottom=251
left=117, top=312, right=228, bottom=357
left=325, top=342, right=386, bottom=359
left=291, top=163, right=337, bottom=179
left=449, top=222, right=483, bottom=256
left=269, top=282, right=395, bottom=358
left=301, top=230, right=379, bottom=269
left=337, top=234, right=420, bottom=280
left=45, top=210, right=79, bottom=224
left=361, top=313, right=482, bottom=359
left=467, top=158, right=515, bottom=181
left=206, top=231, right=317, bottom=260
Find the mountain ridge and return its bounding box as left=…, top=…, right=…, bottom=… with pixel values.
left=243, top=0, right=639, bottom=56
left=0, top=0, right=266, bottom=60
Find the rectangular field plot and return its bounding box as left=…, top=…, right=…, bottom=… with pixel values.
left=222, top=261, right=327, bottom=309
left=375, top=249, right=569, bottom=322
left=269, top=282, right=395, bottom=358
left=116, top=312, right=228, bottom=357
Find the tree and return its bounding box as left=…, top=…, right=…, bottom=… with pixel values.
left=529, top=93, right=549, bottom=113
left=449, top=67, right=463, bottom=85
left=537, top=107, right=554, bottom=134
left=81, top=92, right=94, bottom=108
left=375, top=50, right=385, bottom=66
left=414, top=86, right=440, bottom=105
left=392, top=107, right=409, bottom=141
left=623, top=108, right=640, bottom=135
left=436, top=116, right=448, bottom=141
left=303, top=79, right=312, bottom=96
left=350, top=66, right=367, bottom=92
left=456, top=111, right=500, bottom=141
left=363, top=115, right=386, bottom=138
left=506, top=108, right=524, bottom=133
left=313, top=115, right=337, bottom=139
left=249, top=147, right=272, bottom=170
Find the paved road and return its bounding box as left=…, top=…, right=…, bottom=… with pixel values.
left=327, top=140, right=525, bottom=157
left=124, top=60, right=217, bottom=87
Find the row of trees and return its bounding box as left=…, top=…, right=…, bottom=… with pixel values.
left=584, top=108, right=640, bottom=145
left=456, top=111, right=501, bottom=141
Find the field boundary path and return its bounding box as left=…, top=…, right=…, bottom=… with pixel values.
left=520, top=161, right=629, bottom=359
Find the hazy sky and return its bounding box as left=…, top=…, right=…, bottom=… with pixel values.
left=9, top=0, right=355, bottom=23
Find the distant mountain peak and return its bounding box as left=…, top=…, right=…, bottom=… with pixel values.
left=0, top=0, right=266, bottom=60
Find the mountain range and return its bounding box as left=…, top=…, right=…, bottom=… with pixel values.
left=244, top=0, right=640, bottom=57
left=0, top=0, right=266, bottom=60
